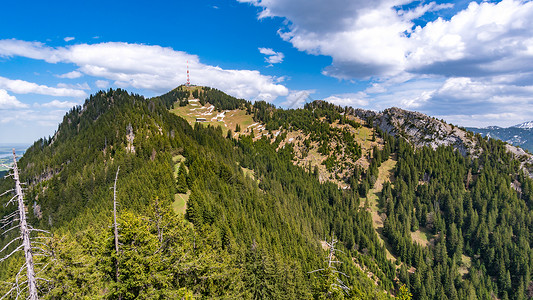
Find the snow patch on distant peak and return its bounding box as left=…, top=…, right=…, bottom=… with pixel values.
left=513, top=121, right=533, bottom=129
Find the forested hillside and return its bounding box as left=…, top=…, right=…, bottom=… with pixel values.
left=1, top=86, right=532, bottom=299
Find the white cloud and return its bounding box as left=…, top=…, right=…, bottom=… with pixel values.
left=0, top=39, right=61, bottom=63
left=38, top=100, right=80, bottom=109
left=241, top=0, right=533, bottom=127
left=325, top=78, right=443, bottom=110
left=258, top=47, right=284, bottom=65
left=436, top=112, right=532, bottom=128
left=0, top=108, right=67, bottom=127
left=407, top=0, right=533, bottom=78
left=242, top=0, right=533, bottom=81
left=0, top=40, right=289, bottom=101
left=324, top=76, right=533, bottom=127
left=0, top=76, right=87, bottom=98
left=57, top=82, right=90, bottom=90
left=324, top=92, right=369, bottom=108
left=56, top=70, right=82, bottom=79
left=64, top=37, right=75, bottom=42
left=281, top=89, right=315, bottom=108
left=0, top=89, right=28, bottom=109
left=95, top=80, right=109, bottom=89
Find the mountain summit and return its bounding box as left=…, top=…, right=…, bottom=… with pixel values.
left=513, top=121, right=533, bottom=129
left=1, top=86, right=533, bottom=299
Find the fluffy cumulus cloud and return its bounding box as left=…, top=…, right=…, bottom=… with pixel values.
left=258, top=47, right=284, bottom=65
left=240, top=0, right=533, bottom=126
left=57, top=70, right=83, bottom=79
left=425, top=77, right=533, bottom=119
left=241, top=0, right=533, bottom=80
left=38, top=100, right=81, bottom=109
left=0, top=89, right=28, bottom=109
left=0, top=76, right=87, bottom=98
left=0, top=39, right=288, bottom=102
left=324, top=92, right=369, bottom=108
left=325, top=77, right=533, bottom=127
left=0, top=108, right=68, bottom=127
left=281, top=89, right=315, bottom=108
left=95, top=80, right=109, bottom=89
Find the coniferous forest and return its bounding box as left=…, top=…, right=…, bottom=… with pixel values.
left=1, top=86, right=533, bottom=299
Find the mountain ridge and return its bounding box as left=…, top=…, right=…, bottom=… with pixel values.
left=467, top=123, right=533, bottom=154
left=1, top=85, right=533, bottom=299
left=513, top=121, right=533, bottom=129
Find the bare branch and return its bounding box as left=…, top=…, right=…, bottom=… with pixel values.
left=332, top=270, right=349, bottom=278
left=0, top=189, right=14, bottom=197
left=1, top=210, right=19, bottom=222
left=28, top=228, right=51, bottom=235
left=0, top=284, right=19, bottom=300
left=0, top=245, right=23, bottom=262
left=1, top=149, right=40, bottom=300
left=1, top=223, right=20, bottom=235
left=5, top=195, right=18, bottom=207
left=0, top=236, right=22, bottom=254
left=307, top=268, right=326, bottom=274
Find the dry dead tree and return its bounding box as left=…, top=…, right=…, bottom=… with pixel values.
left=0, top=149, right=50, bottom=300
left=308, top=234, right=351, bottom=295
left=112, top=167, right=122, bottom=300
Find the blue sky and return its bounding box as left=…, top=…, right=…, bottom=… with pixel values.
left=1, top=0, right=533, bottom=143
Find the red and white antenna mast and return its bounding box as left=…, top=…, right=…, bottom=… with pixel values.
left=186, top=60, right=190, bottom=86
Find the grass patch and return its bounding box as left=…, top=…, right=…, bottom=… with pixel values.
left=241, top=166, right=256, bottom=181
left=410, top=227, right=432, bottom=247
left=170, top=102, right=255, bottom=137
left=172, top=154, right=190, bottom=214
left=353, top=126, right=379, bottom=152
left=362, top=158, right=397, bottom=262
left=226, top=110, right=254, bottom=132
left=173, top=154, right=186, bottom=177
left=173, top=191, right=190, bottom=215
left=459, top=254, right=472, bottom=276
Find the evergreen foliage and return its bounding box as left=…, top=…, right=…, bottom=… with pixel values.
left=1, top=86, right=532, bottom=299
left=0, top=88, right=392, bottom=299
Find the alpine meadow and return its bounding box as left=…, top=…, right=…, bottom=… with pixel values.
left=2, top=0, right=533, bottom=299
left=1, top=85, right=532, bottom=299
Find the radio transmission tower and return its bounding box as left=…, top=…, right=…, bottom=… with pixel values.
left=186, top=60, right=190, bottom=86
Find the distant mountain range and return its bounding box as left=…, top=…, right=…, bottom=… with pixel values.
left=0, top=144, right=28, bottom=171
left=467, top=121, right=533, bottom=153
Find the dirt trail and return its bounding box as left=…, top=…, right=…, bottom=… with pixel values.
left=363, top=158, right=397, bottom=261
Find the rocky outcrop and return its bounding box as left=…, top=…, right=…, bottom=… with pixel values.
left=505, top=144, right=533, bottom=177
left=352, top=107, right=478, bottom=156
left=350, top=106, right=533, bottom=177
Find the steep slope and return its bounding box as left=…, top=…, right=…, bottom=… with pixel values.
left=351, top=107, right=478, bottom=156
left=350, top=106, right=533, bottom=177
left=2, top=86, right=533, bottom=299
left=0, top=88, right=393, bottom=299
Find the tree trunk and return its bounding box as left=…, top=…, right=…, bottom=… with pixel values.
left=113, top=167, right=121, bottom=300
left=12, top=149, right=38, bottom=300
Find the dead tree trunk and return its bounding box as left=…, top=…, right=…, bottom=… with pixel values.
left=12, top=149, right=38, bottom=300
left=113, top=167, right=121, bottom=300
left=308, top=234, right=350, bottom=296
